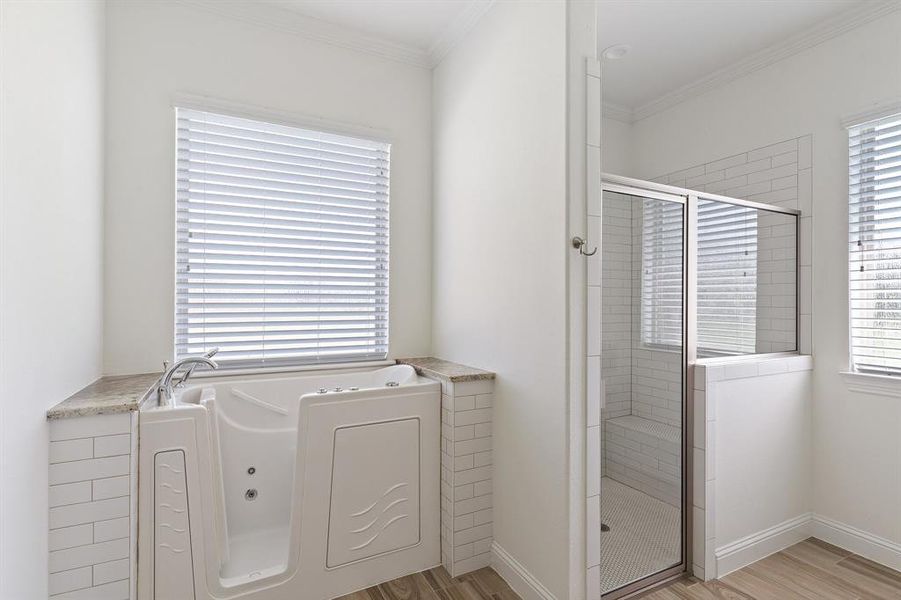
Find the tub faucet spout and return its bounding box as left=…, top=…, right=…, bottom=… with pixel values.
left=159, top=355, right=219, bottom=406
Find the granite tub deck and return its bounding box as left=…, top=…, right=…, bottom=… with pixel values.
left=46, top=372, right=160, bottom=419
left=46, top=359, right=496, bottom=420
left=395, top=357, right=496, bottom=383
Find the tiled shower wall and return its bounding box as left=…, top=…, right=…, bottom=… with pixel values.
left=600, top=193, right=683, bottom=505
left=629, top=203, right=682, bottom=429
left=652, top=135, right=812, bottom=355
left=600, top=195, right=633, bottom=424
left=600, top=197, right=682, bottom=429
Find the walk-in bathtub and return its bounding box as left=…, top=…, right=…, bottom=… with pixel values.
left=138, top=364, right=441, bottom=600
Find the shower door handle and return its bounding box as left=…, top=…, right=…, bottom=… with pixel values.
left=572, top=236, right=597, bottom=256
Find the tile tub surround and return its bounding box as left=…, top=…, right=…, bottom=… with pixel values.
left=438, top=377, right=495, bottom=577
left=48, top=412, right=137, bottom=600
left=399, top=355, right=498, bottom=575
left=396, top=357, right=496, bottom=383
left=396, top=359, right=497, bottom=577
left=46, top=373, right=160, bottom=419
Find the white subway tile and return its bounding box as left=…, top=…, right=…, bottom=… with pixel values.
left=587, top=79, right=601, bottom=147
left=473, top=480, right=491, bottom=497
left=475, top=394, right=493, bottom=409
left=586, top=495, right=600, bottom=567
left=93, top=476, right=129, bottom=500
left=588, top=565, right=600, bottom=600
left=454, top=437, right=491, bottom=455
left=704, top=153, right=746, bottom=173
left=473, top=422, right=491, bottom=438
left=50, top=482, right=92, bottom=508
left=452, top=553, right=491, bottom=576
left=587, top=357, right=601, bottom=426
left=454, top=523, right=492, bottom=545
left=454, top=408, right=491, bottom=426
left=588, top=145, right=601, bottom=216
left=50, top=578, right=128, bottom=600
left=49, top=538, right=129, bottom=573
left=748, top=138, right=798, bottom=162
left=455, top=494, right=492, bottom=516
left=93, top=434, right=130, bottom=458
left=722, top=362, right=758, bottom=380
left=49, top=567, right=92, bottom=596
left=92, top=558, right=130, bottom=585
left=49, top=414, right=131, bottom=442
left=473, top=451, right=491, bottom=467
left=49, top=496, right=129, bottom=530
left=50, top=439, right=94, bottom=464
left=453, top=395, right=476, bottom=412
left=587, top=287, right=601, bottom=356
left=455, top=466, right=491, bottom=485
left=49, top=524, right=93, bottom=551
left=454, top=484, right=474, bottom=501
left=724, top=157, right=772, bottom=178
left=454, top=454, right=474, bottom=471
left=49, top=456, right=129, bottom=486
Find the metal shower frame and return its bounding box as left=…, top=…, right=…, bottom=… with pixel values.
left=598, top=173, right=801, bottom=599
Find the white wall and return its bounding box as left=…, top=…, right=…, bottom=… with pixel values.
left=713, top=370, right=812, bottom=546
left=432, top=1, right=570, bottom=596
left=600, top=116, right=632, bottom=175
left=626, top=11, right=901, bottom=549
left=0, top=1, right=106, bottom=596
left=104, top=1, right=432, bottom=375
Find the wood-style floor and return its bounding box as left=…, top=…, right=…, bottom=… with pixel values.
left=338, top=538, right=901, bottom=600
left=640, top=538, right=901, bottom=600
left=336, top=565, right=519, bottom=600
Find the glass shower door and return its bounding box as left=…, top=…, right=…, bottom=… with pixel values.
left=599, top=188, right=685, bottom=598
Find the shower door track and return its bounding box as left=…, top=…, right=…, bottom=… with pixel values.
left=596, top=174, right=800, bottom=599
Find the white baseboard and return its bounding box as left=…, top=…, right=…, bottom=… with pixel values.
left=812, top=514, right=901, bottom=571
left=715, top=513, right=813, bottom=577
left=490, top=542, right=558, bottom=600
left=714, top=512, right=901, bottom=578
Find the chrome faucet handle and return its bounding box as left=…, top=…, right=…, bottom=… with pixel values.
left=175, top=347, right=221, bottom=389
left=159, top=356, right=219, bottom=406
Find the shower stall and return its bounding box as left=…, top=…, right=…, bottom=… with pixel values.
left=595, top=174, right=799, bottom=598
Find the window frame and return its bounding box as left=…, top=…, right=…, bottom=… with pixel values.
left=847, top=109, right=901, bottom=378
left=172, top=97, right=392, bottom=372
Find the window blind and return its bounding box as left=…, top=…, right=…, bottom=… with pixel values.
left=849, top=112, right=901, bottom=375
left=641, top=200, right=684, bottom=347
left=696, top=200, right=757, bottom=355
left=641, top=199, right=757, bottom=354
left=175, top=107, right=390, bottom=369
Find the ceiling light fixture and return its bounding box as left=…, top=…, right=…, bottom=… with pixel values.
left=602, top=44, right=631, bottom=60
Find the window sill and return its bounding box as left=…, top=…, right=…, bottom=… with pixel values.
left=840, top=371, right=901, bottom=398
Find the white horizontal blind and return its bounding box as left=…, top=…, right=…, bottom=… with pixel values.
left=641, top=200, right=684, bottom=347
left=849, top=112, right=901, bottom=375
left=175, top=108, right=390, bottom=368
left=696, top=200, right=757, bottom=355
left=641, top=199, right=757, bottom=354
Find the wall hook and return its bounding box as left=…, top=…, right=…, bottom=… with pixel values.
left=571, top=236, right=597, bottom=256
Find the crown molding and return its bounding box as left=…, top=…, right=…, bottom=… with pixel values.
left=428, top=0, right=496, bottom=66
left=602, top=101, right=633, bottom=123
left=179, top=0, right=432, bottom=68
left=627, top=0, right=901, bottom=123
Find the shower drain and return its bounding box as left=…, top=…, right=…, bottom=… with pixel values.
left=601, top=523, right=610, bottom=532
left=245, top=489, right=258, bottom=501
